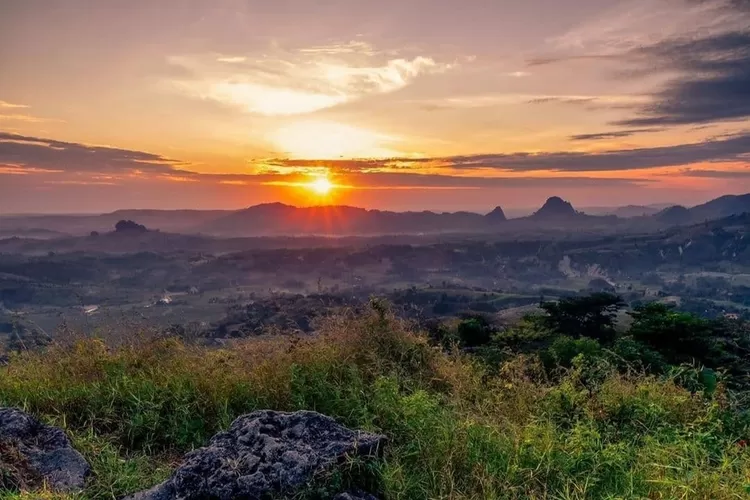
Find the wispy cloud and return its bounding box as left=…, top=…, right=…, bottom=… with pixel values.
left=216, top=56, right=247, bottom=63
left=618, top=30, right=750, bottom=126
left=298, top=40, right=378, bottom=56
left=0, top=100, right=60, bottom=123
left=167, top=42, right=455, bottom=116
left=570, top=128, right=665, bottom=141
left=0, top=101, right=28, bottom=109
left=43, top=179, right=118, bottom=186
left=414, top=93, right=645, bottom=112
left=0, top=164, right=64, bottom=175
left=0, top=114, right=61, bottom=123
left=547, top=0, right=748, bottom=53
left=681, top=167, right=750, bottom=178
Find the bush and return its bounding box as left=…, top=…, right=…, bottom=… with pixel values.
left=456, top=315, right=493, bottom=347
left=543, top=336, right=603, bottom=369
left=608, top=336, right=668, bottom=374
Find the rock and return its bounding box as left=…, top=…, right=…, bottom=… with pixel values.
left=0, top=407, right=90, bottom=492
left=485, top=206, right=507, bottom=222
left=126, top=410, right=386, bottom=500
left=532, top=196, right=577, bottom=218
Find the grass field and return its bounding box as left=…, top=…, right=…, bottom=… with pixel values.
left=1, top=305, right=750, bottom=499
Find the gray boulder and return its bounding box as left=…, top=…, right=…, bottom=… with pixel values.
left=126, top=410, right=386, bottom=500
left=0, top=407, right=90, bottom=491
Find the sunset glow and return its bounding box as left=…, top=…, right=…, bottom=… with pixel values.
left=0, top=1, right=749, bottom=213
left=271, top=121, right=400, bottom=160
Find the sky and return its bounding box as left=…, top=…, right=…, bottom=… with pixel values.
left=1, top=0, right=750, bottom=213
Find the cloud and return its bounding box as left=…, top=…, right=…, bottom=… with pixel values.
left=298, top=41, right=378, bottom=56
left=0, top=101, right=28, bottom=109
left=272, top=132, right=750, bottom=173
left=618, top=30, right=750, bottom=126
left=0, top=101, right=59, bottom=123
left=167, top=43, right=454, bottom=116
left=680, top=168, right=750, bottom=178
left=527, top=96, right=598, bottom=105
left=186, top=82, right=347, bottom=115
left=0, top=114, right=60, bottom=123
left=0, top=132, right=186, bottom=174
left=0, top=164, right=63, bottom=175
left=5, top=131, right=749, bottom=192
left=412, top=93, right=645, bottom=112
left=216, top=56, right=247, bottom=63
left=341, top=172, right=651, bottom=189
left=43, top=179, right=118, bottom=186
left=528, top=95, right=646, bottom=111
left=545, top=0, right=749, bottom=54
left=527, top=54, right=618, bottom=67
left=688, top=0, right=750, bottom=12
left=569, top=128, right=665, bottom=141
left=524, top=0, right=750, bottom=128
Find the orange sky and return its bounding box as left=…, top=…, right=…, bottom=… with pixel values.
left=1, top=0, right=749, bottom=213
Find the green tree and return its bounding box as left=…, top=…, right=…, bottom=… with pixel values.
left=540, top=293, right=625, bottom=343
left=457, top=315, right=493, bottom=347
left=628, top=303, right=721, bottom=365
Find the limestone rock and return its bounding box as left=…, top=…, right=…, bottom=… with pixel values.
left=0, top=407, right=90, bottom=492
left=126, top=410, right=386, bottom=500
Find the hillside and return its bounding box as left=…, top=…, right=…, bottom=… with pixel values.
left=654, top=194, right=750, bottom=226
left=691, top=193, right=750, bottom=221
left=611, top=205, right=662, bottom=217
left=200, top=203, right=506, bottom=236
left=1, top=302, right=750, bottom=498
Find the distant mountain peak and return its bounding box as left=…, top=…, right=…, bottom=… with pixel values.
left=532, top=196, right=577, bottom=218
left=656, top=205, right=691, bottom=224
left=247, top=202, right=293, bottom=210
left=485, top=206, right=507, bottom=221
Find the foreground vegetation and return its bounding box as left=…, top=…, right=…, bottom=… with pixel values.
left=2, top=299, right=750, bottom=499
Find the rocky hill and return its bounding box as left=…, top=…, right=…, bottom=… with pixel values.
left=530, top=196, right=580, bottom=219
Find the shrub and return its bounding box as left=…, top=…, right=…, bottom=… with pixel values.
left=543, top=336, right=603, bottom=369
left=456, top=315, right=493, bottom=347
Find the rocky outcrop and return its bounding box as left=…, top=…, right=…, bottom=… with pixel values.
left=126, top=410, right=386, bottom=500
left=485, top=206, right=507, bottom=222
left=533, top=196, right=577, bottom=218
left=0, top=407, right=90, bottom=492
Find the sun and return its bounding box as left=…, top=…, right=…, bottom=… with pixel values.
left=308, top=176, right=333, bottom=196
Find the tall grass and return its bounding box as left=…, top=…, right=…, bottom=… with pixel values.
left=1, top=305, right=749, bottom=499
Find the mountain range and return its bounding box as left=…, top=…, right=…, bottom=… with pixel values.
left=2, top=194, right=750, bottom=238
